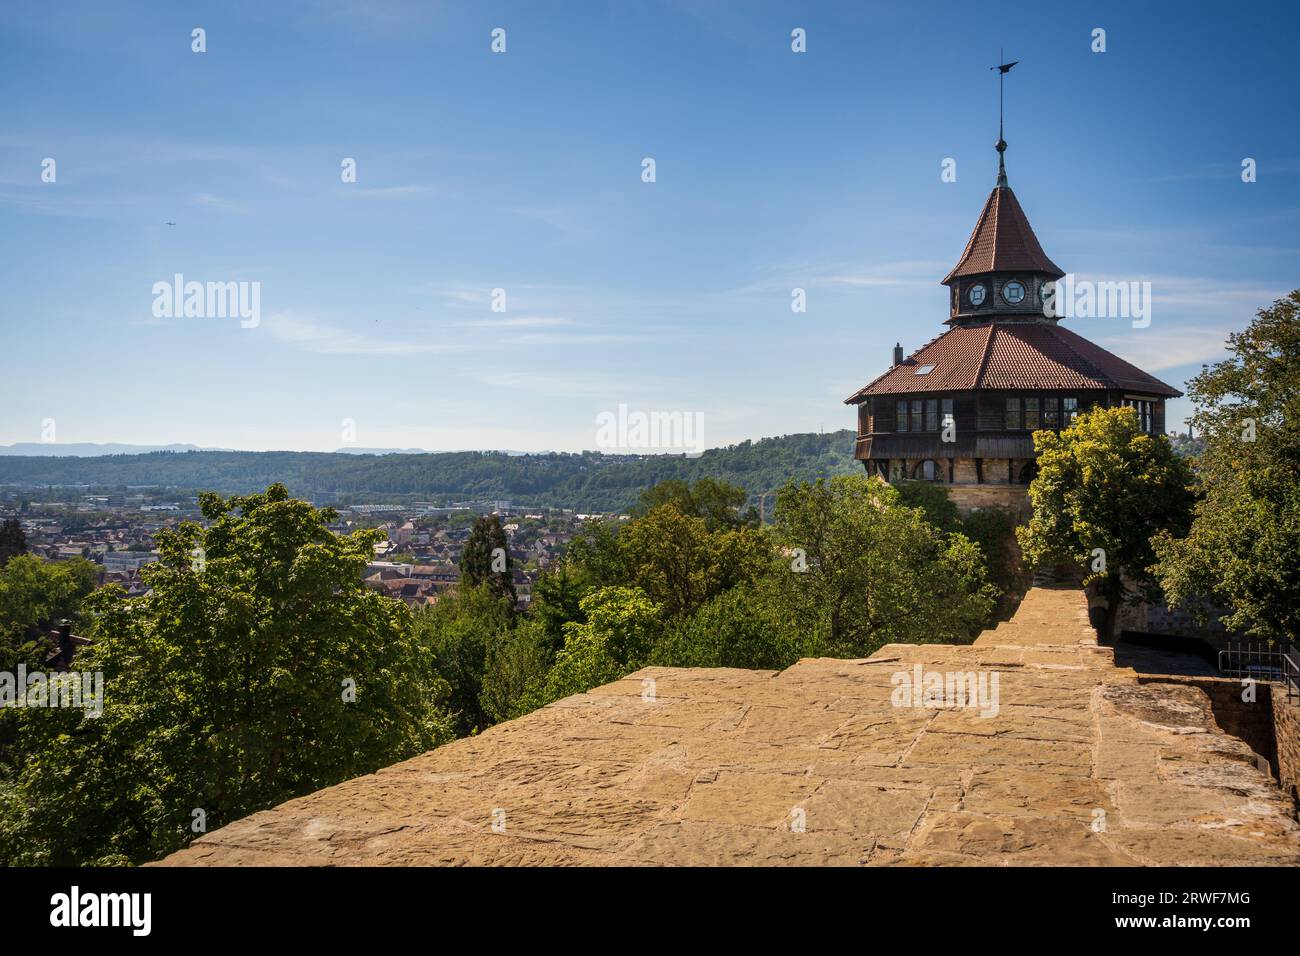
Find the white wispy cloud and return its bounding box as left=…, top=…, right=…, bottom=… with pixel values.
left=189, top=192, right=260, bottom=215
left=263, top=311, right=461, bottom=355
left=1089, top=324, right=1231, bottom=373
left=455, top=316, right=574, bottom=328
left=473, top=368, right=657, bottom=398
left=340, top=184, right=441, bottom=200
left=1056, top=274, right=1287, bottom=372
left=727, top=259, right=949, bottom=297
left=261, top=309, right=644, bottom=356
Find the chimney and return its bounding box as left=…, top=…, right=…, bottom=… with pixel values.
left=892, top=342, right=904, bottom=366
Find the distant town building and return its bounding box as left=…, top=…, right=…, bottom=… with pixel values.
left=103, top=551, right=159, bottom=574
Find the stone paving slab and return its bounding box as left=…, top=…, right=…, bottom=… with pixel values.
left=154, top=586, right=1300, bottom=867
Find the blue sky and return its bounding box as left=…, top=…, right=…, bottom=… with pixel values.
left=2, top=0, right=1297, bottom=452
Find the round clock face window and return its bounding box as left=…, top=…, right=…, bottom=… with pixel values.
left=969, top=284, right=987, bottom=306
left=1002, top=281, right=1026, bottom=304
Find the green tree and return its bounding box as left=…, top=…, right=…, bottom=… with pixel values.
left=768, top=474, right=996, bottom=656
left=563, top=519, right=628, bottom=588
left=0, top=519, right=27, bottom=567
left=528, top=562, right=594, bottom=656
left=0, top=554, right=98, bottom=672
left=618, top=504, right=770, bottom=619
left=0, top=555, right=99, bottom=782
left=635, top=477, right=755, bottom=529
left=460, top=514, right=516, bottom=606
left=891, top=480, right=1024, bottom=599
left=535, top=586, right=661, bottom=705
left=413, top=583, right=513, bottom=735
left=959, top=506, right=1025, bottom=598
left=478, top=616, right=553, bottom=723
left=1153, top=291, right=1300, bottom=640
left=893, top=480, right=963, bottom=534
left=0, top=484, right=454, bottom=866
left=1017, top=406, right=1195, bottom=640
left=652, top=585, right=805, bottom=670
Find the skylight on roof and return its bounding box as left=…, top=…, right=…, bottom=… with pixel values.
left=914, top=364, right=936, bottom=375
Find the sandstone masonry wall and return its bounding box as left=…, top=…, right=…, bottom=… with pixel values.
left=1137, top=676, right=1278, bottom=774
left=945, top=484, right=1030, bottom=515
left=1274, top=693, right=1300, bottom=808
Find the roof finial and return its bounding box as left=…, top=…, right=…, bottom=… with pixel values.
left=991, top=52, right=1018, bottom=188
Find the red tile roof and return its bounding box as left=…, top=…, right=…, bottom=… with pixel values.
left=844, top=321, right=1182, bottom=401
left=942, top=186, right=1064, bottom=283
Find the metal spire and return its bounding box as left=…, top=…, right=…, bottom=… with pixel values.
left=990, top=52, right=1018, bottom=187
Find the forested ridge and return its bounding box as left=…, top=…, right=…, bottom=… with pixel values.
left=0, top=430, right=859, bottom=510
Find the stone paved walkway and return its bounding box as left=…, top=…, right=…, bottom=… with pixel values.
left=156, top=586, right=1300, bottom=866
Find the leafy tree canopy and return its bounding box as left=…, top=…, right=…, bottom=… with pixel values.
left=460, top=513, right=516, bottom=606
left=413, top=582, right=514, bottom=735
left=536, top=586, right=662, bottom=705
left=617, top=504, right=770, bottom=619
left=0, top=483, right=454, bottom=866
left=767, top=474, right=997, bottom=657
left=1154, top=290, right=1300, bottom=640
left=0, top=554, right=97, bottom=672
left=634, top=477, right=756, bottom=529
left=1017, top=406, right=1194, bottom=639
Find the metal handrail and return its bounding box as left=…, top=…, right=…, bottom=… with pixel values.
left=1219, top=639, right=1299, bottom=704
left=1283, top=643, right=1300, bottom=705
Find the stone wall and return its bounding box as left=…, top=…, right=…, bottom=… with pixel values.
left=1121, top=595, right=1243, bottom=653
left=1136, top=674, right=1299, bottom=815
left=1274, top=692, right=1300, bottom=807
left=1139, top=676, right=1278, bottom=773
left=945, top=483, right=1030, bottom=515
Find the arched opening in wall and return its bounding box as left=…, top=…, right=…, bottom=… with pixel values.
left=914, top=459, right=944, bottom=482
left=1018, top=461, right=1038, bottom=485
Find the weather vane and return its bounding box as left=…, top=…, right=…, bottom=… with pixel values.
left=990, top=50, right=1018, bottom=186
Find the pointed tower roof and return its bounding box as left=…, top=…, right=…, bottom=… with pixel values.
left=942, top=184, right=1064, bottom=284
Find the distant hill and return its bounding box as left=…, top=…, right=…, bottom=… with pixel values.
left=0, top=431, right=860, bottom=511
left=0, top=442, right=204, bottom=457
left=331, top=447, right=433, bottom=456
left=331, top=447, right=535, bottom=456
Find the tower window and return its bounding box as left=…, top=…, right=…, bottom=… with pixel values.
left=1043, top=397, right=1059, bottom=428
left=896, top=400, right=909, bottom=432
left=1024, top=397, right=1040, bottom=430
left=925, top=399, right=938, bottom=431
left=1005, top=397, right=1020, bottom=430
left=1064, top=397, right=1078, bottom=424
left=1122, top=398, right=1155, bottom=434
left=911, top=400, right=923, bottom=432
